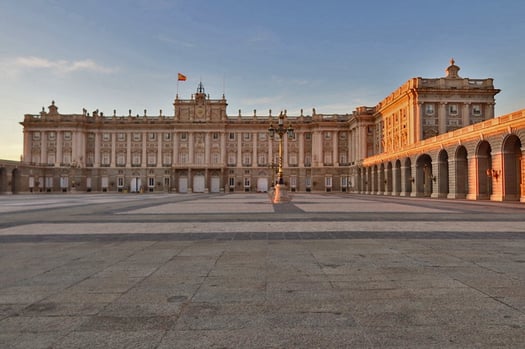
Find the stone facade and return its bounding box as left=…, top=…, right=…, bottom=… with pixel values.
left=6, top=60, right=524, bottom=202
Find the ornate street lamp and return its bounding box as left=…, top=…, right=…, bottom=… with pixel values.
left=268, top=111, right=294, bottom=203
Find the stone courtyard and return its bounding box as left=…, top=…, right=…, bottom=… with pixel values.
left=0, top=193, right=524, bottom=348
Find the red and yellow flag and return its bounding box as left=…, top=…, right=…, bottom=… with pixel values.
left=178, top=73, right=187, bottom=81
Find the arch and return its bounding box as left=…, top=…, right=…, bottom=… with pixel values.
left=366, top=167, right=372, bottom=193
left=355, top=167, right=361, bottom=192
left=501, top=134, right=522, bottom=201
left=0, top=167, right=6, bottom=193
left=476, top=140, right=492, bottom=199
left=403, top=157, right=412, bottom=195
left=379, top=163, right=385, bottom=193
left=394, top=159, right=402, bottom=196
left=437, top=150, right=449, bottom=197
left=416, top=154, right=433, bottom=197
left=454, top=146, right=468, bottom=198
left=11, top=168, right=19, bottom=194
left=386, top=161, right=393, bottom=194
left=372, top=165, right=379, bottom=194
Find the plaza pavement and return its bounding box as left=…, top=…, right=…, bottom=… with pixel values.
left=0, top=192, right=524, bottom=348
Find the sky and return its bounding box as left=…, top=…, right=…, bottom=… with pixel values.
left=1, top=0, right=524, bottom=160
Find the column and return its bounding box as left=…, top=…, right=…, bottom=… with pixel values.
left=23, top=130, right=31, bottom=163
left=157, top=132, right=162, bottom=167
left=237, top=132, right=242, bottom=167
left=439, top=102, right=447, bottom=135
left=94, top=132, right=101, bottom=167
left=126, top=132, right=131, bottom=167
left=173, top=132, right=179, bottom=165
left=489, top=151, right=503, bottom=201
left=298, top=131, right=304, bottom=167
left=41, top=131, right=47, bottom=165
left=462, top=102, right=470, bottom=127
left=205, top=132, right=211, bottom=165
left=333, top=131, right=338, bottom=166
left=252, top=132, right=257, bottom=166
left=312, top=130, right=321, bottom=166
left=142, top=131, right=147, bottom=167
left=189, top=132, right=194, bottom=165
left=268, top=135, right=273, bottom=166
left=220, top=132, right=226, bottom=164
left=111, top=132, right=116, bottom=167
left=415, top=101, right=423, bottom=142
left=521, top=147, right=525, bottom=203
left=56, top=131, right=63, bottom=166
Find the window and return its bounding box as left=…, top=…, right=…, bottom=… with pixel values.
left=425, top=104, right=435, bottom=115
left=324, top=151, right=332, bottom=165
left=62, top=152, right=71, bottom=165
left=195, top=152, right=205, bottom=164
left=339, top=132, right=347, bottom=140
left=229, top=177, right=235, bottom=187
left=243, top=133, right=251, bottom=141
left=118, top=133, right=126, bottom=141
left=117, top=153, right=125, bottom=166
left=258, top=153, right=267, bottom=166
left=48, top=132, right=56, bottom=141
left=33, top=132, right=41, bottom=141
left=148, top=177, right=155, bottom=188
left=164, top=133, right=171, bottom=141
left=180, top=132, right=188, bottom=141
left=64, top=131, right=72, bottom=141
left=147, top=153, right=156, bottom=166
left=339, top=153, right=347, bottom=165
left=227, top=153, right=236, bottom=166
left=212, top=132, right=219, bottom=140
left=259, top=133, right=267, bottom=141
left=448, top=104, right=458, bottom=115
left=163, top=153, right=172, bottom=165
left=212, top=152, right=220, bottom=164
left=86, top=152, right=94, bottom=166
left=305, top=154, right=312, bottom=166
left=47, top=152, right=55, bottom=165
left=132, top=153, right=141, bottom=166
left=102, top=152, right=110, bottom=165
left=243, top=153, right=251, bottom=166
left=102, top=133, right=111, bottom=141
left=324, top=132, right=331, bottom=139
left=148, top=132, right=156, bottom=141
left=229, top=132, right=236, bottom=140
left=179, top=152, right=188, bottom=164
left=305, top=176, right=311, bottom=188
left=305, top=132, right=311, bottom=140
left=472, top=104, right=482, bottom=116
left=289, top=153, right=298, bottom=166
left=290, top=176, right=297, bottom=189
left=325, top=176, right=332, bottom=187
left=117, top=177, right=124, bottom=188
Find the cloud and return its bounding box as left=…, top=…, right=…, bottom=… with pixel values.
left=4, top=56, right=117, bottom=75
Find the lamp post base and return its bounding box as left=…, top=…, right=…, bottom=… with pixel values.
left=272, top=184, right=291, bottom=203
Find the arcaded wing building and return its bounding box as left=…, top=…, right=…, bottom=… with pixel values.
left=8, top=61, right=525, bottom=202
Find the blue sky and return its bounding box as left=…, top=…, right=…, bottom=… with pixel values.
left=1, top=0, right=524, bottom=160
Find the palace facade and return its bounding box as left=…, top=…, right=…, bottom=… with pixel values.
left=4, top=60, right=525, bottom=202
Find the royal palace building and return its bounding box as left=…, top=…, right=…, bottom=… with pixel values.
left=4, top=60, right=525, bottom=202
